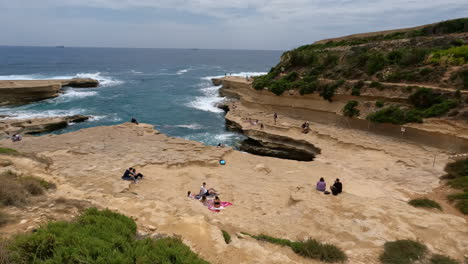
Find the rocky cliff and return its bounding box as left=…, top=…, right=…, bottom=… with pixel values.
left=0, top=78, right=99, bottom=106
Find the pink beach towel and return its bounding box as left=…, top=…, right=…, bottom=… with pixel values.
left=208, top=202, right=232, bottom=212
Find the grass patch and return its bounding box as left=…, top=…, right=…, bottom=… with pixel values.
left=221, top=230, right=231, bottom=244
left=444, top=158, right=468, bottom=214
left=0, top=171, right=55, bottom=206
left=430, top=254, right=459, bottom=264
left=379, top=240, right=428, bottom=264
left=5, top=208, right=208, bottom=264
left=0, top=148, right=18, bottom=155
left=246, top=233, right=346, bottom=263
left=408, top=198, right=442, bottom=210
left=429, top=45, right=468, bottom=65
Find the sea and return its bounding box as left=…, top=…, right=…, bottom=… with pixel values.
left=0, top=46, right=282, bottom=146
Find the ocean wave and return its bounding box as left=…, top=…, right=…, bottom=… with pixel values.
left=174, top=123, right=203, bottom=130
left=0, top=109, right=86, bottom=120
left=201, top=71, right=267, bottom=80
left=0, top=72, right=123, bottom=87
left=176, top=68, right=190, bottom=75
left=183, top=132, right=242, bottom=146
left=89, top=114, right=122, bottom=122
left=186, top=85, right=224, bottom=113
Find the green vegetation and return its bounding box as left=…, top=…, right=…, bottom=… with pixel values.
left=0, top=171, right=56, bottom=206
left=370, top=81, right=383, bottom=90
left=430, top=254, right=459, bottom=264
left=429, top=45, right=468, bottom=65
left=320, top=80, right=344, bottom=102
left=408, top=198, right=442, bottom=210
left=343, top=101, right=360, bottom=117
left=379, top=240, right=427, bottom=264
left=351, top=81, right=364, bottom=96
left=444, top=158, right=468, bottom=214
left=375, top=100, right=384, bottom=108
left=367, top=106, right=422, bottom=124
left=221, top=230, right=231, bottom=244
left=0, top=147, right=18, bottom=155
left=4, top=208, right=208, bottom=264
left=244, top=233, right=346, bottom=263
left=367, top=88, right=458, bottom=125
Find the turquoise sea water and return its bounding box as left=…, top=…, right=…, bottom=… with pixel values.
left=0, top=46, right=282, bottom=146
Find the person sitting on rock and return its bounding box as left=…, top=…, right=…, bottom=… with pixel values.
left=301, top=121, right=310, bottom=134
left=213, top=196, right=222, bottom=209
left=331, top=178, right=343, bottom=196
left=200, top=195, right=212, bottom=207
left=11, top=134, right=22, bottom=142
left=316, top=177, right=326, bottom=192
left=131, top=117, right=139, bottom=125
left=122, top=167, right=136, bottom=183
left=200, top=182, right=217, bottom=196
left=132, top=168, right=144, bottom=180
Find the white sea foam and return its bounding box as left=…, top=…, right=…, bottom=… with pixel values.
left=174, top=123, right=203, bottom=130
left=0, top=109, right=86, bottom=120
left=186, top=85, right=224, bottom=113
left=201, top=71, right=267, bottom=80
left=89, top=114, right=122, bottom=122
left=176, top=69, right=190, bottom=75
left=0, top=72, right=123, bottom=87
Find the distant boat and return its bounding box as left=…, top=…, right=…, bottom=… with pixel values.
left=55, top=46, right=65, bottom=48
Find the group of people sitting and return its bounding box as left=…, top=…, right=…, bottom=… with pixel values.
left=301, top=121, right=310, bottom=134
left=121, top=167, right=144, bottom=183
left=316, top=177, right=342, bottom=196
left=188, top=182, right=225, bottom=210
left=11, top=134, right=22, bottom=142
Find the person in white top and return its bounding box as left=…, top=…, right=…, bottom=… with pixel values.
left=199, top=182, right=217, bottom=196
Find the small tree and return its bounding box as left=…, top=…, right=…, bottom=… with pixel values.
left=343, top=100, right=360, bottom=117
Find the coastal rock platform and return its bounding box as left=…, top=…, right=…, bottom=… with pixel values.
left=1, top=122, right=467, bottom=263
left=0, top=78, right=99, bottom=106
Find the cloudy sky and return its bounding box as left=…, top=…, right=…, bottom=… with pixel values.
left=0, top=0, right=467, bottom=50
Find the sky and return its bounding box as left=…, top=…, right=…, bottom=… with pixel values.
left=0, top=0, right=467, bottom=50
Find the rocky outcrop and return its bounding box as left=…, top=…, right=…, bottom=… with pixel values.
left=0, top=115, right=90, bottom=136
left=226, top=117, right=320, bottom=161
left=0, top=78, right=99, bottom=106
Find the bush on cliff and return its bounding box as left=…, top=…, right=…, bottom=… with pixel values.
left=367, top=106, right=422, bottom=124
left=5, top=208, right=208, bottom=264
left=379, top=240, right=428, bottom=264
left=444, top=158, right=468, bottom=214
left=408, top=198, right=442, bottom=210
left=0, top=171, right=55, bottom=206
left=343, top=101, right=360, bottom=117
left=246, top=233, right=347, bottom=263
left=320, top=80, right=344, bottom=102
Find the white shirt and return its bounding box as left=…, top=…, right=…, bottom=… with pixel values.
left=200, top=186, right=207, bottom=195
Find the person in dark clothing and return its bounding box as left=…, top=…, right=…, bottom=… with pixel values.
left=132, top=168, right=144, bottom=180
left=131, top=117, right=139, bottom=125
left=331, top=178, right=342, bottom=196
left=122, top=167, right=136, bottom=182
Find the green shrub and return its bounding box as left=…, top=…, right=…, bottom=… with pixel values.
left=430, top=254, right=460, bottom=264
left=370, top=81, right=383, bottom=90
left=299, top=80, right=318, bottom=95
left=367, top=106, right=422, bottom=124
left=399, top=48, right=430, bottom=66
left=379, top=240, right=428, bottom=264
left=375, top=100, right=385, bottom=108
left=269, top=79, right=291, bottom=96
left=444, top=158, right=468, bottom=214
left=366, top=53, right=387, bottom=75
left=351, top=81, right=364, bottom=96
left=249, top=234, right=346, bottom=263
left=319, top=84, right=337, bottom=102
left=429, top=45, right=468, bottom=65
left=421, top=99, right=458, bottom=117
left=7, top=208, right=208, bottom=264
left=387, top=50, right=403, bottom=64
left=283, top=72, right=299, bottom=82
left=252, top=75, right=272, bottom=90
left=422, top=18, right=468, bottom=35
left=408, top=198, right=442, bottom=210
left=222, top=230, right=231, bottom=244
left=343, top=101, right=360, bottom=117
left=290, top=238, right=347, bottom=263
left=0, top=148, right=18, bottom=155
left=409, top=88, right=442, bottom=108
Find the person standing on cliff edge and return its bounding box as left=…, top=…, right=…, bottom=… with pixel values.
left=274, top=113, right=278, bottom=125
